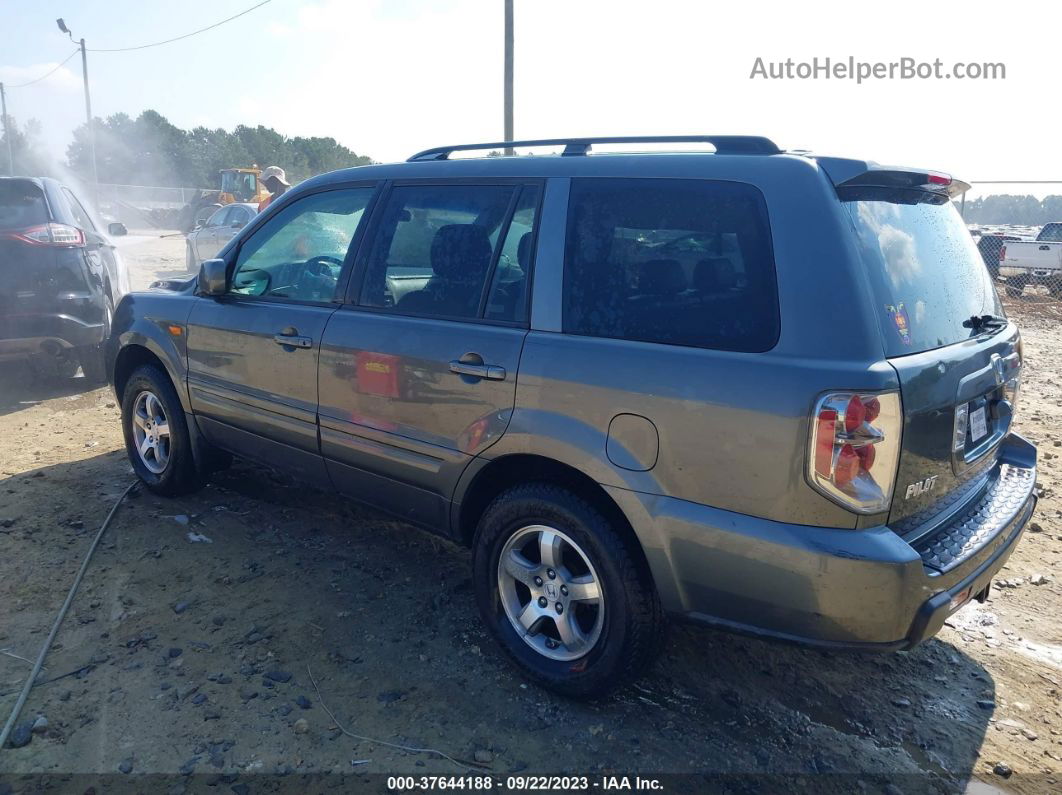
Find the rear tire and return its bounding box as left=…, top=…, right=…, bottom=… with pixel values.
left=473, top=483, right=665, bottom=699
left=121, top=364, right=203, bottom=496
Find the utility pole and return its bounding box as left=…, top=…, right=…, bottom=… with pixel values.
left=503, top=0, right=513, bottom=154
left=79, top=38, right=99, bottom=207
left=58, top=20, right=99, bottom=206
left=0, top=82, right=13, bottom=176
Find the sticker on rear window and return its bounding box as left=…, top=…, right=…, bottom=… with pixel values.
left=886, top=303, right=912, bottom=346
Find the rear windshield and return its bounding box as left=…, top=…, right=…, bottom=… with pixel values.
left=840, top=187, right=1002, bottom=356
left=0, top=180, right=48, bottom=230
left=1038, top=223, right=1062, bottom=242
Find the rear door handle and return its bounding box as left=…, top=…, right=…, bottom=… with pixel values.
left=449, top=360, right=506, bottom=380
left=273, top=333, right=313, bottom=349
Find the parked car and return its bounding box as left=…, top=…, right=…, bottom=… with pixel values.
left=108, top=136, right=1037, bottom=697
left=185, top=203, right=257, bottom=271
left=999, top=221, right=1062, bottom=297
left=975, top=232, right=1021, bottom=279
left=1, top=176, right=128, bottom=381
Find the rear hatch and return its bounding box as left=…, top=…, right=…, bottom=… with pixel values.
left=838, top=182, right=1021, bottom=529
left=0, top=179, right=80, bottom=339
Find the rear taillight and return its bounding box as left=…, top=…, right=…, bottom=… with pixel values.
left=808, top=391, right=902, bottom=514
left=2, top=223, right=85, bottom=247
left=999, top=244, right=1006, bottom=262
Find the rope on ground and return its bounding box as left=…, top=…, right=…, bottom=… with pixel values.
left=306, top=665, right=489, bottom=772
left=0, top=481, right=138, bottom=750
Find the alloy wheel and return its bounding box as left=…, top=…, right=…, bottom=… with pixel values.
left=497, top=525, right=604, bottom=662
left=131, top=390, right=171, bottom=474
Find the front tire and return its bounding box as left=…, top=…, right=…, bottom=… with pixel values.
left=473, top=484, right=665, bottom=698
left=121, top=364, right=203, bottom=496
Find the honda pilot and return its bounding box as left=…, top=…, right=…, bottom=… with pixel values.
left=107, top=136, right=1037, bottom=697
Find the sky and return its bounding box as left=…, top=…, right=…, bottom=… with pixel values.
left=0, top=0, right=1058, bottom=194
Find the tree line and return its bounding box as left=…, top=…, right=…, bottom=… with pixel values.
left=960, top=194, right=1062, bottom=226
left=1, top=109, right=372, bottom=188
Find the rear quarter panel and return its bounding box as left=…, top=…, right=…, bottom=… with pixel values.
left=488, top=157, right=895, bottom=529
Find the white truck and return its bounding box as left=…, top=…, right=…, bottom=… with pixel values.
left=999, top=221, right=1062, bottom=297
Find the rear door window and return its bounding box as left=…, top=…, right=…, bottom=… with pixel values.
left=840, top=188, right=1003, bottom=356
left=359, top=183, right=532, bottom=322
left=562, top=178, right=779, bottom=352
left=0, top=180, right=49, bottom=230
left=62, top=187, right=95, bottom=231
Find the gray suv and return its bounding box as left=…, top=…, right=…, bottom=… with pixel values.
left=108, top=136, right=1037, bottom=697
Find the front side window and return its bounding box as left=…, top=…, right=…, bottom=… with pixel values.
left=206, top=206, right=229, bottom=228
left=563, top=178, right=779, bottom=352
left=360, top=183, right=532, bottom=322
left=229, top=187, right=374, bottom=303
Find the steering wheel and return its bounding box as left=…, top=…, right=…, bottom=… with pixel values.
left=291, top=255, right=343, bottom=299
left=306, top=255, right=344, bottom=272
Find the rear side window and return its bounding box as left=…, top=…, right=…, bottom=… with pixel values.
left=62, top=187, right=95, bottom=231
left=840, top=188, right=1003, bottom=356
left=562, top=178, right=779, bottom=352
left=360, top=183, right=532, bottom=322
left=0, top=180, right=48, bottom=230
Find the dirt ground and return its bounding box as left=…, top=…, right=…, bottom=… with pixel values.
left=1, top=232, right=1061, bottom=793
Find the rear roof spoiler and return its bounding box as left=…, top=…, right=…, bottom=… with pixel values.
left=817, top=157, right=970, bottom=199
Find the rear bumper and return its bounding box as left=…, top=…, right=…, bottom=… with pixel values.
left=0, top=311, right=106, bottom=361
left=605, top=434, right=1037, bottom=650
left=1000, top=266, right=1061, bottom=284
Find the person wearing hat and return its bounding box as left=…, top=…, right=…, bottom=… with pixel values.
left=258, top=166, right=290, bottom=212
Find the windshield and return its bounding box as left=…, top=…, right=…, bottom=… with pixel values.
left=840, top=187, right=1002, bottom=357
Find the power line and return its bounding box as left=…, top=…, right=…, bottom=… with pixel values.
left=5, top=49, right=80, bottom=89
left=88, top=0, right=274, bottom=52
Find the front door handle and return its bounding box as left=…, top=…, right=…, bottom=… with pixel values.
left=273, top=332, right=313, bottom=349
left=449, top=360, right=506, bottom=381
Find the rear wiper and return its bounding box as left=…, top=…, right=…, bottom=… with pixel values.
left=963, top=313, right=1008, bottom=330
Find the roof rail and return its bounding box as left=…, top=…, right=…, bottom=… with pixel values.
left=407, top=135, right=781, bottom=162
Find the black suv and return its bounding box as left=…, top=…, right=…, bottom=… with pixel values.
left=0, top=176, right=127, bottom=380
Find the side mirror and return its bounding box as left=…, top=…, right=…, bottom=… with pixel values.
left=194, top=219, right=206, bottom=230
left=107, top=222, right=128, bottom=237
left=197, top=258, right=228, bottom=296
left=231, top=219, right=245, bottom=229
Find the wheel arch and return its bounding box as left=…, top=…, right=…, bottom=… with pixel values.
left=455, top=454, right=652, bottom=575
left=112, top=338, right=188, bottom=414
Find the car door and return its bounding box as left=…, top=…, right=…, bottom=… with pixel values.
left=60, top=185, right=118, bottom=304
left=317, top=181, right=540, bottom=530
left=185, top=185, right=378, bottom=479
left=214, top=204, right=253, bottom=254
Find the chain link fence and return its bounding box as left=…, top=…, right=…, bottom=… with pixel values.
left=960, top=181, right=1062, bottom=301
left=97, top=182, right=213, bottom=229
